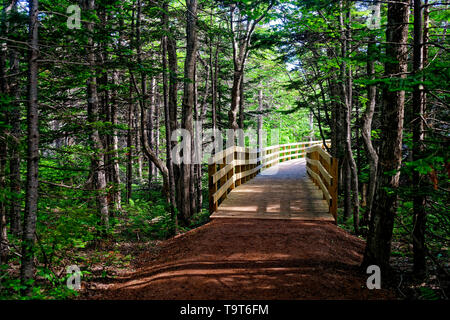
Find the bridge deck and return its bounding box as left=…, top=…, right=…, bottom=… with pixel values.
left=210, top=159, right=334, bottom=221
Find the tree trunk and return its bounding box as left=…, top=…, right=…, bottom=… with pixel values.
left=257, top=87, right=263, bottom=157
left=87, top=0, right=109, bottom=229
left=126, top=80, right=134, bottom=203
left=21, top=0, right=39, bottom=291
left=162, top=0, right=177, bottom=232
left=362, top=0, right=410, bottom=272
left=180, top=0, right=198, bottom=222
left=111, top=71, right=122, bottom=212
left=343, top=157, right=351, bottom=221
left=167, top=27, right=180, bottom=211
left=2, top=1, right=22, bottom=236
left=361, top=18, right=379, bottom=224
left=211, top=43, right=218, bottom=131
left=148, top=77, right=156, bottom=184
left=194, top=64, right=202, bottom=212
left=238, top=78, right=244, bottom=129
left=155, top=91, right=161, bottom=179
left=339, top=1, right=359, bottom=233
left=0, top=124, right=7, bottom=264
left=412, top=0, right=427, bottom=277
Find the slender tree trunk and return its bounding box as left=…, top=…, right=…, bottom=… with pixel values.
left=194, top=65, right=202, bottom=212
left=361, top=17, right=379, bottom=224
left=87, top=0, right=109, bottom=229
left=212, top=43, right=219, bottom=131
left=0, top=0, right=12, bottom=263
left=0, top=125, right=7, bottom=264
left=412, top=0, right=427, bottom=277
left=340, top=1, right=359, bottom=232
left=2, top=1, right=21, bottom=236
left=180, top=0, right=198, bottom=222
left=162, top=0, right=177, bottom=232
left=8, top=51, right=21, bottom=235
left=111, top=71, right=122, bottom=212
left=229, top=67, right=243, bottom=130
left=328, top=48, right=340, bottom=160
left=126, top=80, right=134, bottom=203
left=155, top=92, right=160, bottom=179
left=21, top=0, right=39, bottom=291
left=167, top=26, right=180, bottom=211
left=238, top=78, right=244, bottom=129
left=191, top=64, right=198, bottom=214
left=136, top=115, right=143, bottom=182
left=257, top=87, right=263, bottom=157
left=362, top=0, right=410, bottom=272
left=148, top=77, right=156, bottom=184
left=343, top=157, right=351, bottom=221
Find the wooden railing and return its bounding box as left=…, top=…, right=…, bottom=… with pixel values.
left=305, top=144, right=338, bottom=221
left=208, top=140, right=330, bottom=214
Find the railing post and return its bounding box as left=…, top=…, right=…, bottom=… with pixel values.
left=208, top=163, right=217, bottom=214
left=330, top=157, right=338, bottom=222
left=218, top=154, right=227, bottom=203
left=244, top=149, right=249, bottom=183
left=228, top=149, right=235, bottom=191
left=235, top=149, right=241, bottom=187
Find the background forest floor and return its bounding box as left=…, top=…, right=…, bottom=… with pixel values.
left=80, top=219, right=397, bottom=300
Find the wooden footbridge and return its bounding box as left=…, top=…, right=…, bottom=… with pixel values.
left=208, top=140, right=338, bottom=222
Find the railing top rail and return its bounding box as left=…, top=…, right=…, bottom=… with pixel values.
left=209, top=140, right=331, bottom=164
left=306, top=144, right=332, bottom=164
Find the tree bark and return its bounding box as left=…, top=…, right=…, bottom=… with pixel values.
left=412, top=0, right=427, bottom=277
left=126, top=80, right=134, bottom=203
left=111, top=71, right=122, bottom=212
left=0, top=120, right=7, bottom=264
left=1, top=0, right=21, bottom=236
left=162, top=0, right=177, bottom=231
left=361, top=15, right=379, bottom=224
left=238, top=78, right=244, bottom=129
left=148, top=76, right=156, bottom=184
left=167, top=24, right=180, bottom=211
left=180, top=0, right=198, bottom=222
left=362, top=0, right=410, bottom=272
left=21, top=0, right=39, bottom=291
left=339, top=1, right=359, bottom=231
left=257, top=87, right=263, bottom=156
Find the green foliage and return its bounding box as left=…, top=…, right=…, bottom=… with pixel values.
left=120, top=198, right=174, bottom=240
left=418, top=287, right=440, bottom=301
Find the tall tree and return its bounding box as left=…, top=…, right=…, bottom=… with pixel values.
left=361, top=1, right=380, bottom=224
left=86, top=0, right=109, bottom=229
left=412, top=0, right=427, bottom=277
left=339, top=0, right=359, bottom=232
left=362, top=0, right=410, bottom=271
left=20, top=0, right=39, bottom=291
left=180, top=0, right=198, bottom=221
left=227, top=1, right=274, bottom=130
left=162, top=0, right=177, bottom=231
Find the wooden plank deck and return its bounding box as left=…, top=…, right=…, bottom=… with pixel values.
left=210, top=159, right=335, bottom=221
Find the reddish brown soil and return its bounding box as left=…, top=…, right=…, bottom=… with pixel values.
left=85, top=219, right=396, bottom=300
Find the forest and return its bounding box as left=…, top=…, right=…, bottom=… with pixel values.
left=0, top=0, right=448, bottom=301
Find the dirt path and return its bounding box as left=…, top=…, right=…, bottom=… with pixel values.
left=85, top=219, right=395, bottom=300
